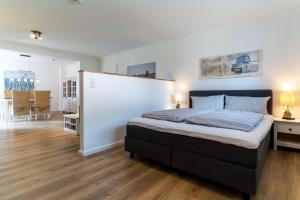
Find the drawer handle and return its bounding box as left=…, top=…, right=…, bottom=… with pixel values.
left=289, top=128, right=293, bottom=131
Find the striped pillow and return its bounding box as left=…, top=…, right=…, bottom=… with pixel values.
left=191, top=95, right=224, bottom=111
left=225, top=95, right=271, bottom=114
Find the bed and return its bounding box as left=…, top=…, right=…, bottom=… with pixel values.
left=124, top=90, right=273, bottom=200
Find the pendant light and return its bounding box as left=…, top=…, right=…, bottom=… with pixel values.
left=19, top=54, right=39, bottom=83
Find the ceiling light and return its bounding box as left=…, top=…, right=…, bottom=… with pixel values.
left=30, top=79, right=34, bottom=82
left=30, top=31, right=43, bottom=40
left=17, top=78, right=21, bottom=82
left=24, top=78, right=28, bottom=82
left=10, top=78, right=14, bottom=82
left=20, top=54, right=31, bottom=58
left=73, top=0, right=82, bottom=4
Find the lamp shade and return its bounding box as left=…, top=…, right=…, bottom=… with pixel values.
left=175, top=93, right=183, bottom=102
left=280, top=92, right=296, bottom=106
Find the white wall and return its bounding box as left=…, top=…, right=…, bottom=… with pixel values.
left=0, top=39, right=101, bottom=72
left=61, top=61, right=80, bottom=80
left=79, top=72, right=175, bottom=156
left=101, top=10, right=300, bottom=118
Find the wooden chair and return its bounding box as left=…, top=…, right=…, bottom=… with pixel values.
left=30, top=91, right=35, bottom=99
left=4, top=90, right=12, bottom=99
left=32, top=91, right=51, bottom=119
left=11, top=91, right=31, bottom=119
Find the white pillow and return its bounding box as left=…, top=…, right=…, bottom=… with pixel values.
left=225, top=95, right=271, bottom=114
left=191, top=95, right=224, bottom=111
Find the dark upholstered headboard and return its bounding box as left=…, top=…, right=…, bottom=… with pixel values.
left=189, top=90, right=273, bottom=115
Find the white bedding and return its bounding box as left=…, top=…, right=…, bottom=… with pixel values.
left=128, top=115, right=273, bottom=149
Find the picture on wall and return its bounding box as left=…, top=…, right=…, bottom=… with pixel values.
left=127, top=62, right=156, bottom=79
left=200, top=50, right=262, bottom=79
left=4, top=71, right=35, bottom=91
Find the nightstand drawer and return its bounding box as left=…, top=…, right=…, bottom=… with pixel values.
left=277, top=123, right=300, bottom=135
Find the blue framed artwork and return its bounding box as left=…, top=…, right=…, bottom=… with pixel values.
left=127, top=62, right=156, bottom=79
left=4, top=71, right=35, bottom=91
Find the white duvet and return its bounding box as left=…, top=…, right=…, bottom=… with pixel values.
left=128, top=115, right=273, bottom=149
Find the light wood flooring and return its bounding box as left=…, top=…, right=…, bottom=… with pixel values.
left=0, top=127, right=299, bottom=200
left=0, top=111, right=64, bottom=130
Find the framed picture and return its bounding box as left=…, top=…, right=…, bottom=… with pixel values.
left=127, top=62, right=156, bottom=79
left=200, top=50, right=262, bottom=79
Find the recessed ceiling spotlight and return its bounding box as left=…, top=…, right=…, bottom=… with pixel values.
left=73, top=0, right=82, bottom=4
left=30, top=31, right=43, bottom=40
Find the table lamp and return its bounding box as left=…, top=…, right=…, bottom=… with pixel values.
left=175, top=93, right=183, bottom=109
left=280, top=92, right=296, bottom=120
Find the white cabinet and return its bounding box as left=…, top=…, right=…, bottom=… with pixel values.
left=62, top=79, right=78, bottom=114
left=64, top=114, right=79, bottom=135
left=72, top=81, right=77, bottom=98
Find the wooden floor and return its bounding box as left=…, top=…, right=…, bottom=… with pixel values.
left=0, top=127, right=299, bottom=200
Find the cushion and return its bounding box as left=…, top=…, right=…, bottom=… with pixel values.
left=225, top=95, right=270, bottom=114
left=191, top=95, right=224, bottom=111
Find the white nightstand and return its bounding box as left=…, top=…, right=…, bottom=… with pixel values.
left=273, top=118, right=300, bottom=150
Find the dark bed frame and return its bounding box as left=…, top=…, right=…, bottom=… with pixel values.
left=125, top=90, right=273, bottom=200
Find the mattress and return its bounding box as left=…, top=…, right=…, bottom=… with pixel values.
left=128, top=115, right=273, bottom=149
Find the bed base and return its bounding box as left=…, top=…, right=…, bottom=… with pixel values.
left=242, top=193, right=250, bottom=200
left=129, top=151, right=251, bottom=200
left=125, top=126, right=271, bottom=199
left=130, top=152, right=135, bottom=159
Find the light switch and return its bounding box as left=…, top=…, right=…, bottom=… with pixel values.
left=90, top=77, right=95, bottom=88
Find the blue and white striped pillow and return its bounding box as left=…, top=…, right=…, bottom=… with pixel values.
left=191, top=95, right=224, bottom=111
left=225, top=95, right=271, bottom=114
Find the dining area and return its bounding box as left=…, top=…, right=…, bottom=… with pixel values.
left=0, top=90, right=51, bottom=122
left=0, top=51, right=80, bottom=127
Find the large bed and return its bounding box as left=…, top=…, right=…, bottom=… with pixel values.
left=125, top=90, right=273, bottom=199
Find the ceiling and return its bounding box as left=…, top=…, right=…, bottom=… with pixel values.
left=1, top=0, right=300, bottom=57
left=0, top=48, right=78, bottom=67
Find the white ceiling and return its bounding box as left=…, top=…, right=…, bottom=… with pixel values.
left=0, top=48, right=78, bottom=67
left=1, top=0, right=300, bottom=57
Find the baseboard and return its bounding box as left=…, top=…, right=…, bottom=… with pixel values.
left=78, top=140, right=124, bottom=157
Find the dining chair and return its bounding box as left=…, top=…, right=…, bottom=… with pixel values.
left=11, top=91, right=31, bottom=120
left=4, top=90, right=12, bottom=99
left=30, top=90, right=35, bottom=99
left=32, top=91, right=51, bottom=120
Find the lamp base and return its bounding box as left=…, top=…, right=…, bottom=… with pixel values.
left=282, top=117, right=295, bottom=120
left=176, top=103, right=180, bottom=109
left=282, top=110, right=295, bottom=120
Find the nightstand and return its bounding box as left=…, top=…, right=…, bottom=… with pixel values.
left=273, top=118, right=300, bottom=150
